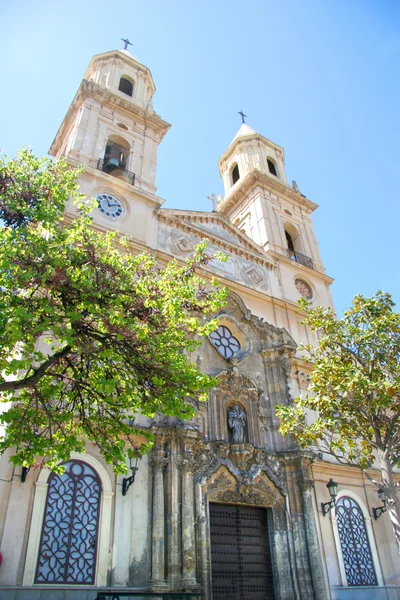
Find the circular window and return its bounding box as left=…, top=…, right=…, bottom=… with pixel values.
left=209, top=325, right=240, bottom=360
left=295, top=279, right=313, bottom=299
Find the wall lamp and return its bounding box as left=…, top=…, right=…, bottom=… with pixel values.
left=321, top=478, right=338, bottom=516
left=122, top=456, right=141, bottom=496
left=21, top=466, right=30, bottom=482
left=373, top=488, right=387, bottom=520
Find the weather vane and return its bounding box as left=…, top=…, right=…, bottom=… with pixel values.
left=121, top=38, right=132, bottom=51
left=238, top=110, right=247, bottom=123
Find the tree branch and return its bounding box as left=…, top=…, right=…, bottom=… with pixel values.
left=0, top=345, right=71, bottom=392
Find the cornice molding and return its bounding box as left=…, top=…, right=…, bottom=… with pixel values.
left=219, top=131, right=285, bottom=165
left=217, top=168, right=318, bottom=216
left=49, top=79, right=171, bottom=157
left=68, top=159, right=165, bottom=209
left=269, top=250, right=334, bottom=284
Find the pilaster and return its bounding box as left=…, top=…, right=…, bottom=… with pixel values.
left=180, top=447, right=200, bottom=590
left=149, top=451, right=168, bottom=589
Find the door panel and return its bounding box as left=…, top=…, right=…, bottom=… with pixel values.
left=210, top=503, right=274, bottom=600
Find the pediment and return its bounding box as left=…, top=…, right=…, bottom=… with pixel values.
left=157, top=209, right=276, bottom=269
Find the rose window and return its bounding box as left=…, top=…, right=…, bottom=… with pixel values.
left=295, top=279, right=313, bottom=299
left=209, top=325, right=240, bottom=359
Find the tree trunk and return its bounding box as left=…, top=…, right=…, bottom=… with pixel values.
left=379, top=452, right=400, bottom=554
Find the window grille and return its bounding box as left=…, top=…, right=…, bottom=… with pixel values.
left=35, top=460, right=101, bottom=584
left=336, top=496, right=377, bottom=586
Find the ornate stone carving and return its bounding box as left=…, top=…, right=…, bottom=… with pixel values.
left=168, top=230, right=195, bottom=256
left=149, top=453, right=168, bottom=472
left=215, top=367, right=259, bottom=405
left=206, top=466, right=236, bottom=495
left=206, top=468, right=283, bottom=507
left=257, top=389, right=272, bottom=426
left=242, top=265, right=268, bottom=290
left=193, top=440, right=287, bottom=494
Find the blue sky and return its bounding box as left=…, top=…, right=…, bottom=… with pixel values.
left=2, top=0, right=399, bottom=315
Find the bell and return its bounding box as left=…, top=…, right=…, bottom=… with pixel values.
left=104, top=157, right=119, bottom=172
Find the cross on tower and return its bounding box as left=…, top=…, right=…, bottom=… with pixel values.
left=238, top=110, right=247, bottom=123
left=121, top=38, right=132, bottom=51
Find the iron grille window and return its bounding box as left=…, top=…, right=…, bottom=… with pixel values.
left=209, top=325, right=240, bottom=359
left=35, top=460, right=101, bottom=585
left=336, top=496, right=377, bottom=586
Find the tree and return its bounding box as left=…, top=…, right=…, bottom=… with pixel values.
left=277, top=292, right=400, bottom=552
left=0, top=150, right=228, bottom=474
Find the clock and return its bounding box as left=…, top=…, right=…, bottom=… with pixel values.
left=295, top=279, right=313, bottom=299
left=96, top=194, right=124, bottom=218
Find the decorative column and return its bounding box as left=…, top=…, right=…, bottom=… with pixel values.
left=181, top=449, right=200, bottom=590
left=300, top=461, right=330, bottom=600
left=261, top=345, right=295, bottom=452
left=167, top=432, right=182, bottom=589
left=195, top=480, right=208, bottom=597
left=149, top=452, right=168, bottom=589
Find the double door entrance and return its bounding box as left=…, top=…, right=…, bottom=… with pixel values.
left=209, top=503, right=275, bottom=600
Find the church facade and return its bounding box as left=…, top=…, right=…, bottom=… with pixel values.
left=0, top=47, right=399, bottom=600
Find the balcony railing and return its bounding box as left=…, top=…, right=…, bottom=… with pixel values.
left=287, top=248, right=314, bottom=270
left=97, top=158, right=135, bottom=186
left=95, top=592, right=202, bottom=600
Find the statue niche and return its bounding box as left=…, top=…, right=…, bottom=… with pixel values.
left=227, top=404, right=248, bottom=444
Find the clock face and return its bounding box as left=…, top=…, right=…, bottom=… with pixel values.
left=295, top=279, right=313, bottom=299
left=96, top=194, right=124, bottom=218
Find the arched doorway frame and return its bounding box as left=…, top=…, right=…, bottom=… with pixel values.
left=197, top=463, right=291, bottom=600
left=23, top=452, right=113, bottom=587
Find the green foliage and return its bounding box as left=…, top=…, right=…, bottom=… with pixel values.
left=277, top=293, right=400, bottom=470
left=0, top=150, right=228, bottom=474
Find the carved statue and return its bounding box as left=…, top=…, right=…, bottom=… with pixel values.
left=228, top=404, right=247, bottom=443
left=292, top=180, right=300, bottom=193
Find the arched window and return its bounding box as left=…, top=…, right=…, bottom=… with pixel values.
left=267, top=158, right=278, bottom=177
left=35, top=460, right=101, bottom=585
left=335, top=496, right=377, bottom=586
left=118, top=76, right=134, bottom=97
left=209, top=325, right=240, bottom=360
left=231, top=163, right=240, bottom=185
left=285, top=230, right=295, bottom=252
left=103, top=134, right=131, bottom=173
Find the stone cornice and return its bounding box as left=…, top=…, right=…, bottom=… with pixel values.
left=217, top=168, right=318, bottom=216
left=219, top=131, right=285, bottom=165
left=157, top=209, right=277, bottom=270
left=269, top=250, right=335, bottom=284
left=85, top=50, right=156, bottom=95
left=68, top=158, right=165, bottom=209
left=49, top=79, right=171, bottom=157
left=291, top=358, right=314, bottom=375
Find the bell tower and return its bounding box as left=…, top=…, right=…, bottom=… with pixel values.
left=217, top=123, right=334, bottom=309
left=49, top=47, right=170, bottom=195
